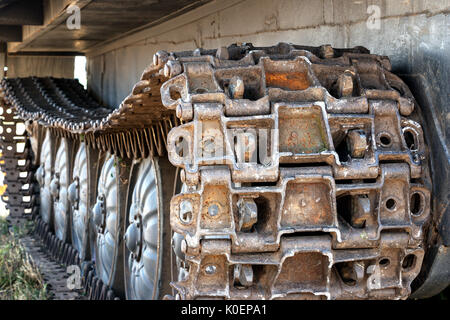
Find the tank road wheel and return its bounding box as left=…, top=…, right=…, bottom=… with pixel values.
left=51, top=138, right=73, bottom=242
left=35, top=129, right=54, bottom=226
left=92, top=153, right=129, bottom=295
left=69, top=142, right=89, bottom=260
left=124, top=157, right=176, bottom=299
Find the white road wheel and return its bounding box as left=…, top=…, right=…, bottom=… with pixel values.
left=124, top=157, right=162, bottom=299
left=36, top=129, right=53, bottom=225
left=52, top=138, right=71, bottom=241
left=70, top=142, right=89, bottom=259
left=93, top=153, right=119, bottom=286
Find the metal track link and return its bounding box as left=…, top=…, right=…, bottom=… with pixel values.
left=0, top=97, right=37, bottom=225
left=0, top=100, right=119, bottom=300
left=155, top=43, right=432, bottom=300
left=0, top=43, right=434, bottom=300
left=32, top=217, right=119, bottom=300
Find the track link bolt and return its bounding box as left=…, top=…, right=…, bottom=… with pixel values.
left=202, top=136, right=216, bottom=155
left=346, top=129, right=368, bottom=159
left=164, top=60, right=182, bottom=78
left=179, top=199, right=193, bottom=224
left=208, top=203, right=220, bottom=217
left=354, top=261, right=365, bottom=280
left=234, top=131, right=257, bottom=164
left=237, top=197, right=258, bottom=232
left=351, top=195, right=371, bottom=228
left=205, top=264, right=217, bottom=275
left=153, top=50, right=169, bottom=67
left=337, top=71, right=354, bottom=97
left=234, top=264, right=253, bottom=287
left=176, top=103, right=193, bottom=121
left=228, top=76, right=245, bottom=99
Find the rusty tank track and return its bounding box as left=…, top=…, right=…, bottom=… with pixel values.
left=0, top=98, right=119, bottom=299
left=0, top=43, right=433, bottom=300
left=32, top=217, right=119, bottom=300
left=19, top=220, right=86, bottom=300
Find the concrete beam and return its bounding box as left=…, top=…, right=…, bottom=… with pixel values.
left=0, top=25, right=22, bottom=42
left=0, top=0, right=17, bottom=10
left=85, top=0, right=245, bottom=56
left=0, top=0, right=43, bottom=25
left=7, top=50, right=83, bottom=56
left=8, top=0, right=92, bottom=53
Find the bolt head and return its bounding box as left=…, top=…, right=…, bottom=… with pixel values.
left=346, top=130, right=367, bottom=159
left=338, top=72, right=354, bottom=97
left=237, top=198, right=258, bottom=232
left=153, top=50, right=168, bottom=66
left=208, top=204, right=220, bottom=217
left=164, top=60, right=182, bottom=78
left=234, top=264, right=253, bottom=287
left=202, top=136, right=216, bottom=154
left=163, top=64, right=171, bottom=78
left=205, top=264, right=216, bottom=275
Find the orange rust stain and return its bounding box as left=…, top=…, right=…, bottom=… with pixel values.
left=265, top=71, right=310, bottom=91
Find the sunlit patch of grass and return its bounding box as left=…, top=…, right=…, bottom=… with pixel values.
left=0, top=218, right=48, bottom=300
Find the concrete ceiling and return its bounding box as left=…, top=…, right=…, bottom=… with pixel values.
left=1, top=0, right=211, bottom=55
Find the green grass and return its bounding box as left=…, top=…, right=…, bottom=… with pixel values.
left=0, top=218, right=48, bottom=300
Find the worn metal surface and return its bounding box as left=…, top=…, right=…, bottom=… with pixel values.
left=124, top=157, right=162, bottom=299
left=0, top=94, right=118, bottom=300
left=0, top=43, right=439, bottom=299
left=20, top=230, right=85, bottom=300
left=52, top=137, right=74, bottom=242
left=32, top=216, right=119, bottom=300
left=157, top=43, right=433, bottom=300
left=0, top=96, right=37, bottom=226
left=401, top=74, right=450, bottom=297
left=93, top=153, right=132, bottom=297
left=0, top=76, right=178, bottom=159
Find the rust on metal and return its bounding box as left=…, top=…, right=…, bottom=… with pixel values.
left=0, top=42, right=433, bottom=300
